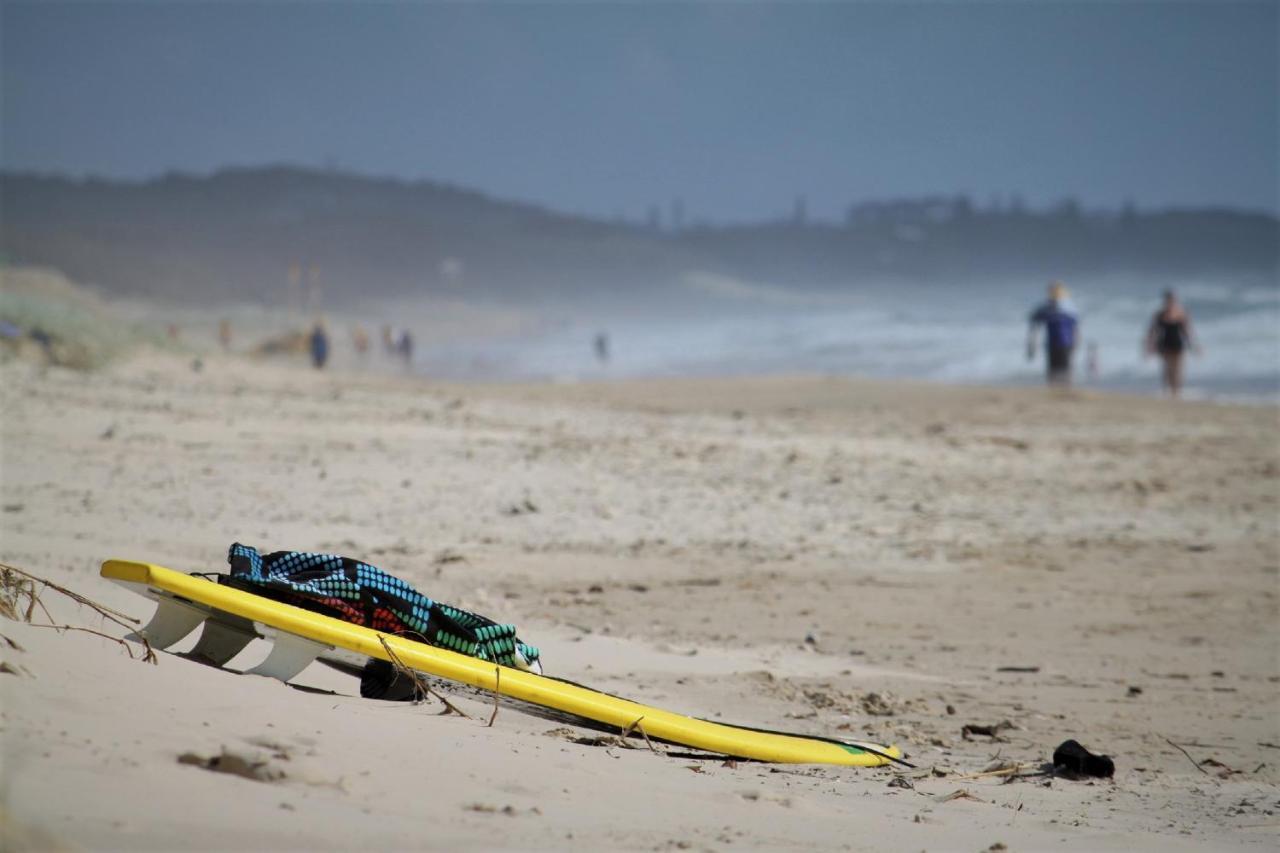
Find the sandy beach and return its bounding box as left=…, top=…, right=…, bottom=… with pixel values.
left=2, top=327, right=1277, bottom=851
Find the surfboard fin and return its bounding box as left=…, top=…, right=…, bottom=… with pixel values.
left=131, top=595, right=208, bottom=649
left=186, top=613, right=258, bottom=666
left=246, top=628, right=331, bottom=682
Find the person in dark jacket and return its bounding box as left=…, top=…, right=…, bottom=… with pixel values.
left=1027, top=281, right=1079, bottom=386
left=309, top=321, right=330, bottom=370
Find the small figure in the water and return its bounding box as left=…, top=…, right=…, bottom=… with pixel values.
left=309, top=321, right=330, bottom=370
left=1144, top=289, right=1200, bottom=397
left=594, top=332, right=610, bottom=364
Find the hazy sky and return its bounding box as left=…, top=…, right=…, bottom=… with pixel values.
left=3, top=1, right=1276, bottom=222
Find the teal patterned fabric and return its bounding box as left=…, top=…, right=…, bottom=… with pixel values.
left=227, top=542, right=541, bottom=672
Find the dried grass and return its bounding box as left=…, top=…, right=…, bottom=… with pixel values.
left=0, top=562, right=156, bottom=663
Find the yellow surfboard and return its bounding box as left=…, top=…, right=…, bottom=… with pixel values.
left=102, top=559, right=903, bottom=767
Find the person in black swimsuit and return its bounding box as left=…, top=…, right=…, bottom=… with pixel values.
left=1145, top=290, right=1199, bottom=397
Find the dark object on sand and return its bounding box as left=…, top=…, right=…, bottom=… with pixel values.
left=962, top=721, right=1016, bottom=739
left=360, top=657, right=426, bottom=702
left=1053, top=739, right=1114, bottom=778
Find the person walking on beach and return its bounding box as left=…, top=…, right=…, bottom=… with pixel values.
left=309, top=321, right=330, bottom=370
left=396, top=329, right=414, bottom=368
left=1145, top=289, right=1199, bottom=397
left=1027, top=281, right=1079, bottom=386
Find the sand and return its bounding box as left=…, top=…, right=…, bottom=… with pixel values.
left=1, top=338, right=1277, bottom=851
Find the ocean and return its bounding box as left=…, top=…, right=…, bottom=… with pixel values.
left=420, top=275, right=1280, bottom=403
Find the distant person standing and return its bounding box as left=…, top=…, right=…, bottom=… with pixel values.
left=309, top=321, right=330, bottom=370
left=594, top=332, right=610, bottom=364
left=218, top=318, right=232, bottom=352
left=1145, top=289, right=1199, bottom=397
left=352, top=324, right=370, bottom=358
left=397, top=329, right=414, bottom=367
left=1027, top=281, right=1079, bottom=386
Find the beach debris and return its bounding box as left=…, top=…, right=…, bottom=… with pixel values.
left=178, top=748, right=287, bottom=783
left=0, top=562, right=156, bottom=663
left=935, top=788, right=984, bottom=804
left=488, top=666, right=501, bottom=727
left=859, top=691, right=900, bottom=716
left=996, top=665, right=1040, bottom=673
left=887, top=775, right=914, bottom=789
left=1198, top=757, right=1244, bottom=779
left=961, top=721, right=1017, bottom=740
left=1163, top=737, right=1241, bottom=777
left=502, top=498, right=540, bottom=516
left=1127, top=685, right=1143, bottom=697
left=568, top=734, right=633, bottom=749
left=463, top=803, right=521, bottom=816
left=981, top=435, right=1030, bottom=451
left=432, top=548, right=469, bottom=567
left=622, top=715, right=664, bottom=754
left=1053, top=739, right=1115, bottom=778
left=675, top=577, right=721, bottom=587
left=953, top=760, right=1041, bottom=781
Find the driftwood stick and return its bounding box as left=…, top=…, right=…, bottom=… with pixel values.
left=952, top=763, right=1039, bottom=781
left=620, top=715, right=663, bottom=754
left=20, top=623, right=159, bottom=663
left=487, top=666, right=501, bottom=728
left=1165, top=738, right=1210, bottom=775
